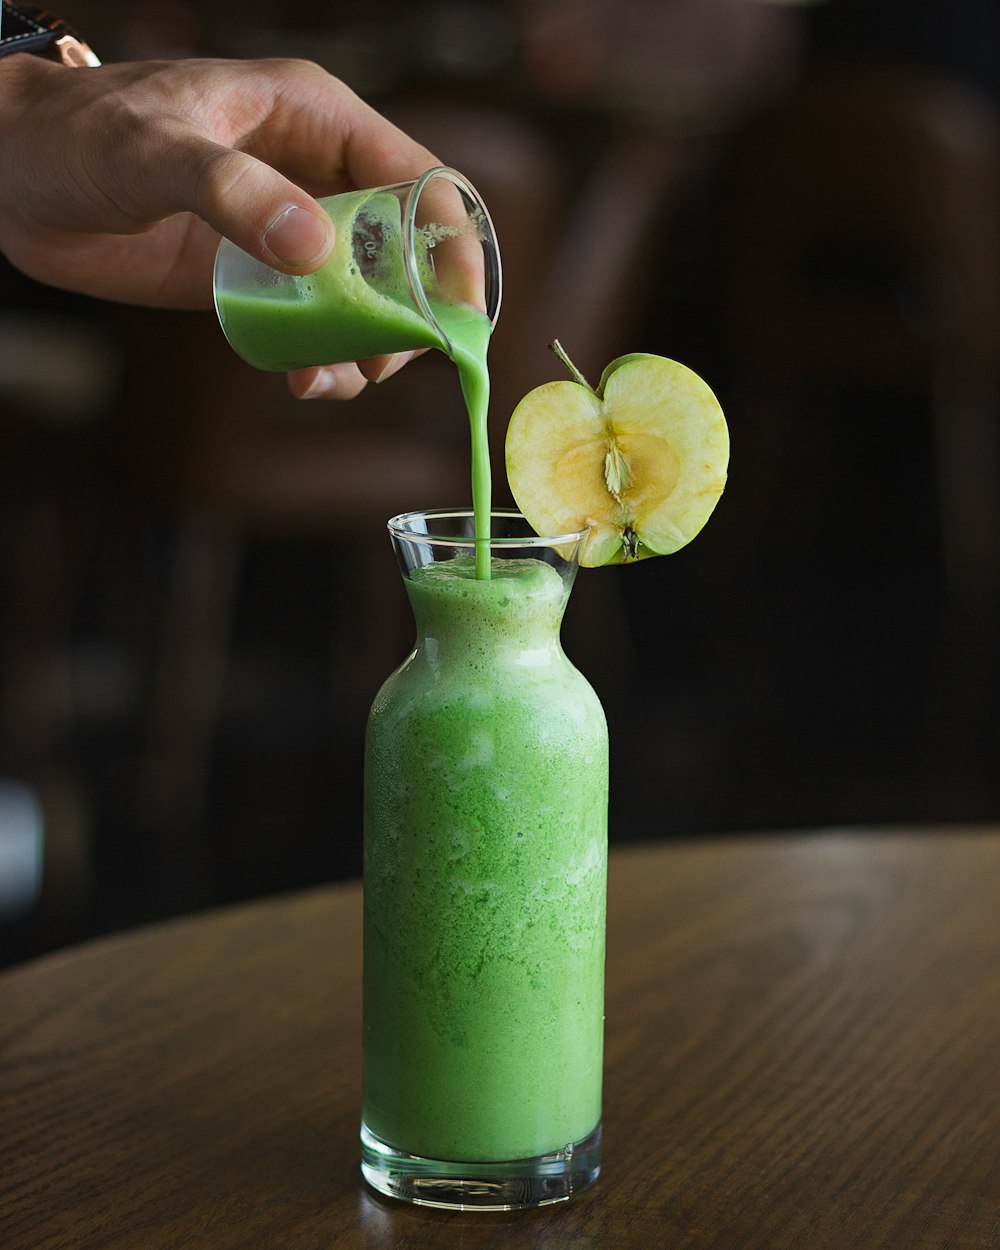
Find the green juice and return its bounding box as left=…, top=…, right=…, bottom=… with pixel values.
left=440, top=306, right=491, bottom=580
left=215, top=189, right=441, bottom=371
left=213, top=282, right=442, bottom=370
left=363, top=556, right=608, bottom=1162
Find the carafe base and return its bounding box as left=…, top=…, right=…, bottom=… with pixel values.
left=360, top=1119, right=601, bottom=1210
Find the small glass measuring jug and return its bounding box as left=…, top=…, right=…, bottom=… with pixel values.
left=213, top=166, right=502, bottom=373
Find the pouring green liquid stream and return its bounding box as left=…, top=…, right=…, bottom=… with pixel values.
left=433, top=302, right=493, bottom=579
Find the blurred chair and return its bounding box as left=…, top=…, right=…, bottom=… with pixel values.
left=132, top=309, right=471, bottom=908
left=725, top=62, right=1000, bottom=782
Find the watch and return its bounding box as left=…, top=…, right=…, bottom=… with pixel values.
left=0, top=2, right=100, bottom=66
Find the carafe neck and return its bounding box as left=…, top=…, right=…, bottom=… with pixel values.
left=402, top=557, right=571, bottom=663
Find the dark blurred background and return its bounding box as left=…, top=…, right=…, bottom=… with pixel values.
left=3, top=0, right=1000, bottom=967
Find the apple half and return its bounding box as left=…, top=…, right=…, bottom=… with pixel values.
left=505, top=342, right=729, bottom=566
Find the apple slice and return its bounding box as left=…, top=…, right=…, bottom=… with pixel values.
left=505, top=341, right=729, bottom=566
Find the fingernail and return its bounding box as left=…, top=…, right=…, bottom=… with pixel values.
left=302, top=369, right=337, bottom=399
left=374, top=351, right=415, bottom=384
left=264, top=205, right=332, bottom=267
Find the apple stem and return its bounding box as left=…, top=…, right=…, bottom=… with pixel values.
left=549, top=340, right=596, bottom=394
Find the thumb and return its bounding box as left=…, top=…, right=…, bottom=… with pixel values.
left=260, top=201, right=334, bottom=271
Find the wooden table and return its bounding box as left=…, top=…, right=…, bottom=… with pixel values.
left=3, top=828, right=999, bottom=1249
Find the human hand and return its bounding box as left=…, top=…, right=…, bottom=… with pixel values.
left=0, top=55, right=440, bottom=397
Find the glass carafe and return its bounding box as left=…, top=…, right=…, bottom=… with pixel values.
left=361, top=509, right=608, bottom=1210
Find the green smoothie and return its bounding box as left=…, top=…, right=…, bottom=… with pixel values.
left=214, top=189, right=442, bottom=371
left=362, top=555, right=608, bottom=1162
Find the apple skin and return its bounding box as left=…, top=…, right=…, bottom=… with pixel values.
left=597, top=352, right=659, bottom=391
left=505, top=347, right=729, bottom=567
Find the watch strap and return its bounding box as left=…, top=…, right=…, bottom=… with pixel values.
left=0, top=2, right=100, bottom=65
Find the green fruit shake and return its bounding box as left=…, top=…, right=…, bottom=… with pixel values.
left=214, top=190, right=445, bottom=370
left=363, top=554, right=608, bottom=1162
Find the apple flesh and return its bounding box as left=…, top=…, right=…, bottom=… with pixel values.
left=505, top=343, right=729, bottom=566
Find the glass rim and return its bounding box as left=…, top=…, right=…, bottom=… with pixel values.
left=402, top=165, right=503, bottom=353
left=387, top=508, right=589, bottom=549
